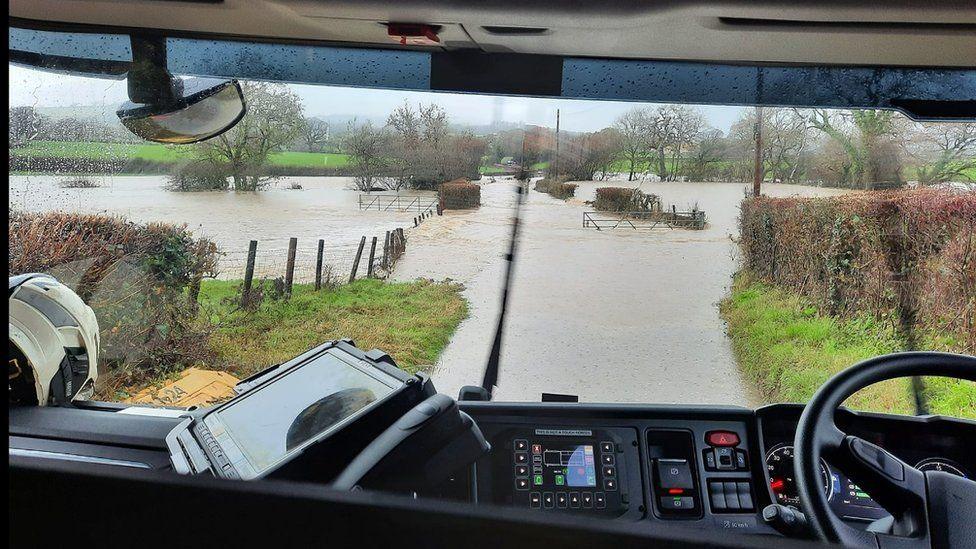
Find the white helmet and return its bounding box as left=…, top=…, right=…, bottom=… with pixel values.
left=9, top=274, right=100, bottom=406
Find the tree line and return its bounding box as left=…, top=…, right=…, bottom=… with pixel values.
left=11, top=85, right=975, bottom=190
left=540, top=106, right=975, bottom=188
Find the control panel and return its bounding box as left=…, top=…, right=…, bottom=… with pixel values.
left=647, top=430, right=703, bottom=518
left=700, top=430, right=756, bottom=514
left=488, top=427, right=634, bottom=517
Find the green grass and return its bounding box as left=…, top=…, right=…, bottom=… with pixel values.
left=196, top=278, right=468, bottom=378
left=13, top=140, right=190, bottom=162
left=11, top=140, right=352, bottom=169
left=268, top=150, right=351, bottom=168
left=721, top=272, right=975, bottom=419
left=479, top=161, right=548, bottom=175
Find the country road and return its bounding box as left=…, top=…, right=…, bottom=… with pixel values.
left=394, top=179, right=849, bottom=405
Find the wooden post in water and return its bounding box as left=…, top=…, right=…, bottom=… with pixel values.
left=285, top=237, right=297, bottom=297
left=349, top=236, right=366, bottom=283
left=367, top=236, right=378, bottom=278
left=241, top=240, right=258, bottom=307
left=314, top=239, right=324, bottom=290
left=383, top=230, right=391, bottom=270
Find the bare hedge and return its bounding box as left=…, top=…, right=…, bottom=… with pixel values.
left=534, top=176, right=578, bottom=200
left=594, top=187, right=661, bottom=212
left=439, top=178, right=481, bottom=210
left=8, top=212, right=220, bottom=394
left=739, top=190, right=976, bottom=352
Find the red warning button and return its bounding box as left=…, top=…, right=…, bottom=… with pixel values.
left=705, top=431, right=740, bottom=447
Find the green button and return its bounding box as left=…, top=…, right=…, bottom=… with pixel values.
left=555, top=475, right=565, bottom=486
left=534, top=475, right=544, bottom=486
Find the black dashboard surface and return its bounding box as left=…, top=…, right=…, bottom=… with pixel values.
left=460, top=402, right=976, bottom=535
left=8, top=399, right=975, bottom=540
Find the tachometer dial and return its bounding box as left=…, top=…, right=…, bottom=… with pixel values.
left=915, top=458, right=968, bottom=478
left=765, top=443, right=832, bottom=507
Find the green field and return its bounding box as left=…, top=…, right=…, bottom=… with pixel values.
left=196, top=278, right=468, bottom=378
left=11, top=140, right=352, bottom=169
left=721, top=272, right=975, bottom=419
left=479, top=161, right=548, bottom=175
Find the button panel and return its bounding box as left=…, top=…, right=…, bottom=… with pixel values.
left=708, top=481, right=755, bottom=512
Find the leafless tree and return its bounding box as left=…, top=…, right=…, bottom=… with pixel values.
left=299, top=117, right=330, bottom=152
left=906, top=122, right=976, bottom=184
left=614, top=108, right=652, bottom=181
left=342, top=120, right=391, bottom=192
left=192, top=81, right=304, bottom=191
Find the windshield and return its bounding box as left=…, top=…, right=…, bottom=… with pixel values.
left=8, top=29, right=975, bottom=418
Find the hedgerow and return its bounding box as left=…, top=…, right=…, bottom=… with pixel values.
left=439, top=178, right=481, bottom=210
left=8, top=211, right=220, bottom=394
left=739, top=190, right=976, bottom=353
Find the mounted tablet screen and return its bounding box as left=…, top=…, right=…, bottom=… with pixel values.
left=202, top=350, right=400, bottom=478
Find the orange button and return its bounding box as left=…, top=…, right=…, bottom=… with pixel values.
left=706, top=431, right=740, bottom=447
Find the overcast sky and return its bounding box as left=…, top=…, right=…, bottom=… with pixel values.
left=9, top=63, right=746, bottom=133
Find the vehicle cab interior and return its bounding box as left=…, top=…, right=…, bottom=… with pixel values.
left=8, top=1, right=976, bottom=548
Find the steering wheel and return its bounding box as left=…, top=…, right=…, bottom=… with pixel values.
left=794, top=352, right=976, bottom=548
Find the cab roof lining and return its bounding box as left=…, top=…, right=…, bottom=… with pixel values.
left=9, top=0, right=976, bottom=68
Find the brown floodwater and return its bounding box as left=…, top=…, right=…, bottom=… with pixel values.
left=9, top=173, right=849, bottom=405
left=395, top=178, right=850, bottom=404
left=8, top=175, right=435, bottom=281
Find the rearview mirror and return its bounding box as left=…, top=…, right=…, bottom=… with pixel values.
left=117, top=78, right=246, bottom=144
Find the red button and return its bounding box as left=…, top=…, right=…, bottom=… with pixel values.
left=706, top=431, right=740, bottom=447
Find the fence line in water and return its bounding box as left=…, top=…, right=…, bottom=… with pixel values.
left=210, top=206, right=443, bottom=304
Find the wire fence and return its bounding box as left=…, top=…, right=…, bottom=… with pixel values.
left=206, top=207, right=442, bottom=307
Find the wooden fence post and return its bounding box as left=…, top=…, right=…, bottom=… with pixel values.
left=315, top=239, right=324, bottom=290
left=383, top=230, right=391, bottom=270
left=367, top=236, right=378, bottom=278
left=241, top=240, right=258, bottom=307
left=285, top=237, right=297, bottom=297
left=349, top=236, right=366, bottom=283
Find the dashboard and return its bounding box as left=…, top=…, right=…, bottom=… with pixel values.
left=458, top=402, right=976, bottom=535
left=758, top=405, right=974, bottom=524
left=8, top=397, right=976, bottom=539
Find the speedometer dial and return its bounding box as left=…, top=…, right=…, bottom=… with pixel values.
left=765, top=443, right=832, bottom=507
left=914, top=458, right=968, bottom=478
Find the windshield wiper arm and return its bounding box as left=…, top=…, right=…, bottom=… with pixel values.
left=465, top=179, right=526, bottom=401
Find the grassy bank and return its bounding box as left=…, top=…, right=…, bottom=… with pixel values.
left=11, top=140, right=353, bottom=170
left=721, top=273, right=975, bottom=418
left=197, top=278, right=467, bottom=379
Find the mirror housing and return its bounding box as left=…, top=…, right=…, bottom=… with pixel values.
left=117, top=78, right=246, bottom=144
left=117, top=35, right=246, bottom=144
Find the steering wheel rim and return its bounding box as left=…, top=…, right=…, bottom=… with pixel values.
left=794, top=351, right=976, bottom=547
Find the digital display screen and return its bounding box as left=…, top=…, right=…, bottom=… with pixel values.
left=537, top=443, right=597, bottom=487
left=204, top=351, right=399, bottom=478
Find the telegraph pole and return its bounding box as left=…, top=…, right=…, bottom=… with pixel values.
left=752, top=105, right=763, bottom=197
left=553, top=109, right=560, bottom=178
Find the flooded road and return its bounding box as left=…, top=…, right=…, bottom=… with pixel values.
left=8, top=175, right=434, bottom=281
left=10, top=173, right=850, bottom=406
left=395, top=179, right=850, bottom=405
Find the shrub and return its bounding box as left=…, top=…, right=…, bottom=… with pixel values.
left=739, top=189, right=976, bottom=353
left=594, top=187, right=660, bottom=212
left=8, top=212, right=221, bottom=393
left=439, top=178, right=481, bottom=210
left=534, top=176, right=577, bottom=200
left=60, top=178, right=101, bottom=189
left=165, top=161, right=230, bottom=191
